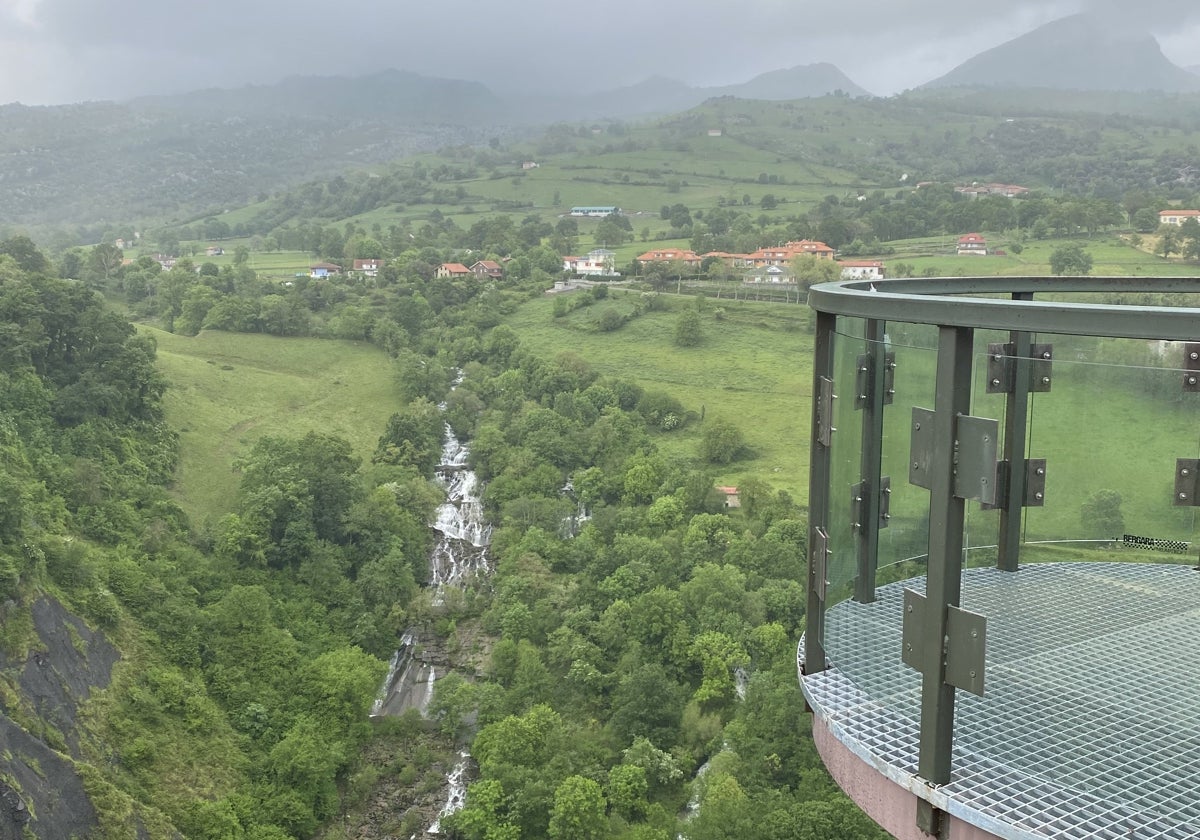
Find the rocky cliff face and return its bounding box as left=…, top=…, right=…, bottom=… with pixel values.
left=0, top=595, right=120, bottom=840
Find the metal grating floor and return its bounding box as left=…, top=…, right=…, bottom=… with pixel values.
left=801, top=563, right=1200, bottom=840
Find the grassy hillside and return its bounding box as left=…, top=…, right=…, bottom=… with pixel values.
left=146, top=327, right=402, bottom=525
left=504, top=291, right=814, bottom=500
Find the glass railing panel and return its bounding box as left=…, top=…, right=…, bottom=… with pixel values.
left=875, top=323, right=938, bottom=581
left=962, top=329, right=1012, bottom=568
left=825, top=318, right=866, bottom=591
left=1023, top=334, right=1200, bottom=564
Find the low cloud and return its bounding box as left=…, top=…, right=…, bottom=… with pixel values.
left=0, top=0, right=1198, bottom=104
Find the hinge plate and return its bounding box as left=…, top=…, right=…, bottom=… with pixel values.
left=954, top=415, right=1000, bottom=505
left=816, top=376, right=835, bottom=447
left=1184, top=344, right=1200, bottom=393
left=980, top=458, right=1047, bottom=510
left=985, top=342, right=1053, bottom=394
left=854, top=351, right=896, bottom=409
left=945, top=605, right=987, bottom=697
left=902, top=589, right=987, bottom=697
left=909, top=407, right=934, bottom=490
left=1175, top=459, right=1200, bottom=506
left=810, top=526, right=829, bottom=601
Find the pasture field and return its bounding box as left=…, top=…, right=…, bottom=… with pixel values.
left=503, top=291, right=815, bottom=501
left=146, top=327, right=402, bottom=526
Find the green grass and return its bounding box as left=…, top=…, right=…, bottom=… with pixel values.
left=146, top=327, right=403, bottom=526
left=504, top=291, right=814, bottom=500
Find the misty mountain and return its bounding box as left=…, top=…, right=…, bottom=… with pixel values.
left=923, top=14, right=1200, bottom=93
left=519, top=63, right=870, bottom=120
left=129, top=69, right=504, bottom=122
left=713, top=63, right=871, bottom=100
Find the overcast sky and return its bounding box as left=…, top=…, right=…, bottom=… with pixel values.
left=2, top=0, right=1199, bottom=105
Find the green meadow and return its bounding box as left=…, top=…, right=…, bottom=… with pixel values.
left=145, top=327, right=403, bottom=525
left=503, top=291, right=814, bottom=500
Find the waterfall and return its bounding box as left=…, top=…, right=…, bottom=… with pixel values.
left=679, top=667, right=751, bottom=838
left=429, top=423, right=492, bottom=593
left=370, top=373, right=495, bottom=832
left=427, top=750, right=471, bottom=834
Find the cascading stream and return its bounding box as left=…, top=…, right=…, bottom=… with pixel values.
left=370, top=375, right=494, bottom=832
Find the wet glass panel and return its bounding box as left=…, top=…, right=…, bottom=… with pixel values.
left=825, top=318, right=866, bottom=592
left=1023, top=333, right=1200, bottom=564
left=875, top=322, right=937, bottom=581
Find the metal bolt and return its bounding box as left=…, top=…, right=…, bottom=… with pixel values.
left=970, top=669, right=977, bottom=678
left=906, top=605, right=913, bottom=613
left=1036, top=468, right=1045, bottom=476
left=914, top=422, right=921, bottom=430
left=1184, top=468, right=1191, bottom=477
left=1189, top=376, right=1198, bottom=386
left=1181, top=493, right=1189, bottom=501
left=971, top=629, right=978, bottom=638
left=883, top=513, right=891, bottom=520
left=1042, top=351, right=1051, bottom=359
left=913, top=461, right=920, bottom=470
left=991, top=378, right=1001, bottom=387
left=1035, top=492, right=1044, bottom=500
left=1041, top=376, right=1051, bottom=385
left=1191, top=351, right=1199, bottom=361
left=992, top=353, right=1002, bottom=361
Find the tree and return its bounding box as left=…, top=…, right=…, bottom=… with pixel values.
left=790, top=254, right=840, bottom=289
left=698, top=419, right=744, bottom=464
left=548, top=776, right=607, bottom=840
left=1080, top=489, right=1123, bottom=538
left=674, top=309, right=703, bottom=347
left=1048, top=242, right=1093, bottom=276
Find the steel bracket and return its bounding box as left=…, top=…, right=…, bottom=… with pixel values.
left=954, top=415, right=1000, bottom=505
left=981, top=458, right=1047, bottom=510
left=854, top=350, right=896, bottom=409
left=1175, top=459, right=1200, bottom=506
left=816, top=376, right=835, bottom=447
left=910, top=408, right=999, bottom=504
left=1185, top=344, right=1200, bottom=392
left=851, top=476, right=892, bottom=532
left=902, top=589, right=987, bottom=697
left=810, top=527, right=830, bottom=601
left=985, top=342, right=1053, bottom=394
left=909, top=407, right=935, bottom=490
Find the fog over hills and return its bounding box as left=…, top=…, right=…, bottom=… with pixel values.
left=923, top=13, right=1200, bottom=92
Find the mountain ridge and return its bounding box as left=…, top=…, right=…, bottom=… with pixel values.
left=923, top=13, right=1200, bottom=93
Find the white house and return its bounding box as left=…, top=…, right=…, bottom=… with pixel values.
left=839, top=260, right=885, bottom=280
left=564, top=249, right=618, bottom=276
left=1159, top=209, right=1200, bottom=226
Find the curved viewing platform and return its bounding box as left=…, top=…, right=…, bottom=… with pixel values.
left=800, top=277, right=1200, bottom=839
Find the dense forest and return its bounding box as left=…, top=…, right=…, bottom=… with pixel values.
left=0, top=233, right=890, bottom=839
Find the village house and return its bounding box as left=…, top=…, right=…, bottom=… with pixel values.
left=435, top=262, right=472, bottom=279
left=352, top=258, right=384, bottom=278
left=206, top=246, right=224, bottom=257
left=635, top=248, right=702, bottom=268
left=956, top=233, right=987, bottom=255
left=956, top=183, right=1030, bottom=198
left=470, top=260, right=504, bottom=280
left=1159, top=209, right=1200, bottom=226
left=839, top=260, right=886, bottom=280
left=570, top=206, right=621, bottom=218
left=717, top=486, right=741, bottom=509
left=310, top=262, right=342, bottom=278
left=743, top=265, right=796, bottom=285
left=747, top=240, right=836, bottom=267
left=563, top=249, right=618, bottom=276
left=521, top=161, right=539, bottom=170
